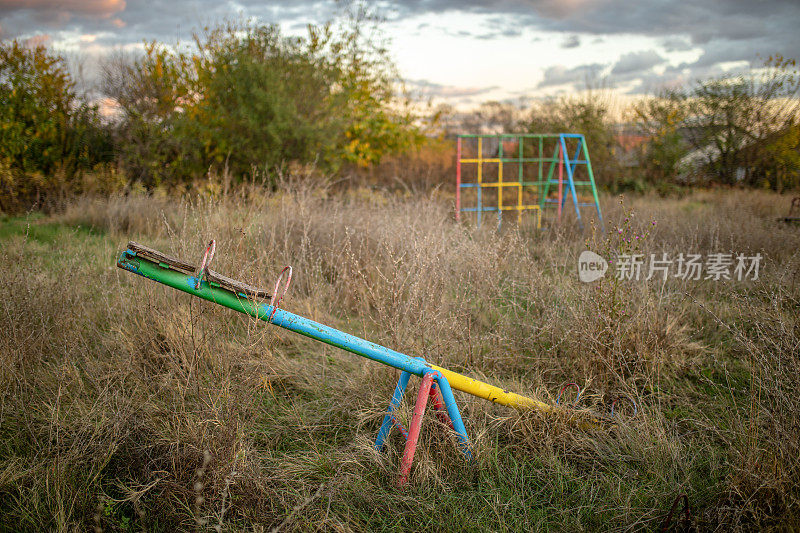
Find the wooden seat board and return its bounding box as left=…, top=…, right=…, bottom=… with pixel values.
left=127, top=241, right=272, bottom=299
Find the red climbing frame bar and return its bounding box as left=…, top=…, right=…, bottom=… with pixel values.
left=194, top=239, right=216, bottom=290
left=557, top=143, right=563, bottom=223
left=398, top=372, right=435, bottom=485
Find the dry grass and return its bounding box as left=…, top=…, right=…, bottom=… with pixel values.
left=1, top=184, right=799, bottom=531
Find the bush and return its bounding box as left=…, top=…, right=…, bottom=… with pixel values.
left=0, top=40, right=111, bottom=212
left=104, top=13, right=423, bottom=187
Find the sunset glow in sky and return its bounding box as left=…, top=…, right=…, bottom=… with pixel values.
left=1, top=0, right=798, bottom=106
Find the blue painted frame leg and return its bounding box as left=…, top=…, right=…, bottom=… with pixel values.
left=477, top=184, right=482, bottom=228
left=433, top=371, right=472, bottom=459
left=375, top=371, right=412, bottom=451
left=560, top=135, right=584, bottom=230
left=559, top=135, right=573, bottom=214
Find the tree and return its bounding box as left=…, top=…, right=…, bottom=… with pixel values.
left=327, top=2, right=424, bottom=167
left=102, top=6, right=423, bottom=186
left=757, top=123, right=800, bottom=191
left=632, top=91, right=689, bottom=183
left=0, top=40, right=74, bottom=177
left=523, top=92, right=621, bottom=188
left=682, top=56, right=800, bottom=185
left=189, top=23, right=347, bottom=174
left=0, top=40, right=109, bottom=211
left=101, top=43, right=196, bottom=186
left=459, top=101, right=522, bottom=135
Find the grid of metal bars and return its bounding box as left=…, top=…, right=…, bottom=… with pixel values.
left=455, top=133, right=603, bottom=230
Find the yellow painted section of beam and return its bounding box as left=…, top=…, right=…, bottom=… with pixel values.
left=429, top=364, right=554, bottom=412
left=430, top=364, right=608, bottom=429
left=459, top=158, right=501, bottom=163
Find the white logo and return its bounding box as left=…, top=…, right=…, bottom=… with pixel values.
left=578, top=251, right=608, bottom=282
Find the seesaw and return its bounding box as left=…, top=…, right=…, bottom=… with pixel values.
left=117, top=241, right=612, bottom=485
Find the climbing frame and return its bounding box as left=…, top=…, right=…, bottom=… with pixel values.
left=455, top=133, right=603, bottom=230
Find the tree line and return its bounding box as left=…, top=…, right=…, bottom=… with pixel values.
left=437, top=56, right=800, bottom=194
left=1, top=17, right=799, bottom=212
left=0, top=12, right=423, bottom=211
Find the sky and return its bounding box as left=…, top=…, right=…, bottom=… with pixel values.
left=1, top=0, right=798, bottom=108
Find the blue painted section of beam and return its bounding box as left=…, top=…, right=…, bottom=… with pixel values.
left=560, top=134, right=584, bottom=229
left=266, top=306, right=429, bottom=376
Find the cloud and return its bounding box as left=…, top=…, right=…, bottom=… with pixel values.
left=0, top=0, right=127, bottom=41
left=0, top=0, right=322, bottom=44
left=611, top=50, right=665, bottom=76
left=561, top=34, right=579, bottom=48
left=1, top=0, right=798, bottom=100
left=661, top=36, right=693, bottom=52
left=0, top=0, right=126, bottom=22
left=23, top=33, right=50, bottom=47
left=389, top=0, right=800, bottom=95
left=389, top=0, right=800, bottom=70
left=406, top=78, right=498, bottom=98
left=537, top=63, right=606, bottom=89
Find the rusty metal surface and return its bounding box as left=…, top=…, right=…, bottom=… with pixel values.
left=127, top=241, right=272, bottom=299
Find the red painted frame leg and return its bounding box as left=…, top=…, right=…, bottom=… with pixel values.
left=430, top=384, right=454, bottom=430
left=397, top=372, right=434, bottom=486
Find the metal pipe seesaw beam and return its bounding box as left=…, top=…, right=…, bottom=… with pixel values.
left=117, top=244, right=556, bottom=414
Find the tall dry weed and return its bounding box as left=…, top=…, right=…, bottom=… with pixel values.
left=0, top=184, right=798, bottom=529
